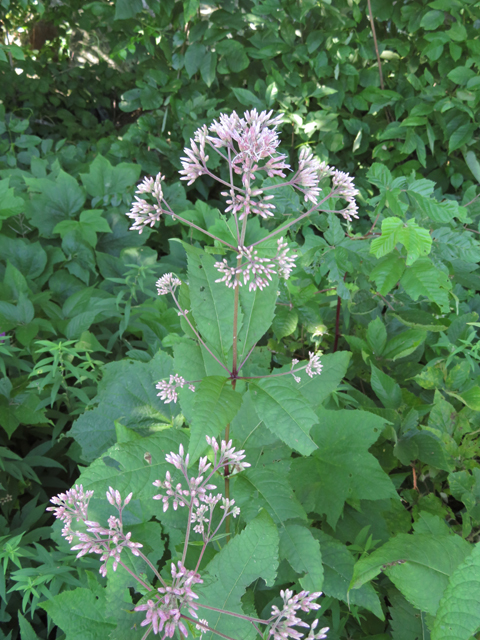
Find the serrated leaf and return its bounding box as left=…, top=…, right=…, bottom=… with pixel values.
left=250, top=378, right=318, bottom=455
left=272, top=305, right=298, bottom=340
left=290, top=409, right=397, bottom=527
left=370, top=217, right=431, bottom=265
left=432, top=541, right=480, bottom=640
left=389, top=591, right=430, bottom=640
left=370, top=254, right=406, bottom=295
left=350, top=533, right=472, bottom=615
left=186, top=246, right=240, bottom=360
left=189, top=376, right=242, bottom=461
left=69, top=351, right=178, bottom=461
left=232, top=467, right=307, bottom=524
left=238, top=275, right=278, bottom=361
left=40, top=588, right=116, bottom=640
left=279, top=524, right=323, bottom=591
left=198, top=510, right=279, bottom=640
left=465, top=150, right=480, bottom=183
left=367, top=317, right=387, bottom=355
left=314, top=530, right=384, bottom=620
left=401, top=258, right=451, bottom=312
left=449, top=124, right=477, bottom=153
left=371, top=364, right=402, bottom=409
left=296, top=351, right=351, bottom=409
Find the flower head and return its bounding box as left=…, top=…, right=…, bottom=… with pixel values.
left=126, top=173, right=165, bottom=233
left=306, top=352, right=323, bottom=378
left=156, top=273, right=182, bottom=296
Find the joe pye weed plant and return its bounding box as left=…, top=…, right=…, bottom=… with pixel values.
left=44, top=110, right=359, bottom=640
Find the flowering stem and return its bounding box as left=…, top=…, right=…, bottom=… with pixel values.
left=135, top=550, right=167, bottom=588
left=141, top=623, right=153, bottom=640
left=237, top=342, right=257, bottom=374
left=171, top=292, right=231, bottom=374
left=236, top=364, right=307, bottom=380
left=248, top=190, right=337, bottom=249
left=196, top=603, right=266, bottom=625
left=161, top=198, right=237, bottom=250
left=182, top=500, right=194, bottom=565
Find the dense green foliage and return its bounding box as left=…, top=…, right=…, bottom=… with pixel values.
left=2, top=0, right=480, bottom=639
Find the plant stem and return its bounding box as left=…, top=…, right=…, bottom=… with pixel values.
left=196, top=603, right=266, bottom=625
left=367, top=0, right=384, bottom=90
left=118, top=559, right=153, bottom=592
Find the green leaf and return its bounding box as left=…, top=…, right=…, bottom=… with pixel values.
left=465, top=150, right=480, bottom=183
left=0, top=179, right=24, bottom=224
left=279, top=524, right=323, bottom=591
left=272, top=305, right=298, bottom=339
left=401, top=258, right=451, bottom=312
left=370, top=217, right=432, bottom=265
left=420, top=9, right=444, bottom=30
left=432, top=541, right=480, bottom=640
left=315, top=530, right=384, bottom=619
left=232, top=87, right=264, bottom=111
left=18, top=611, right=40, bottom=640
left=69, top=351, right=178, bottom=461
left=198, top=510, right=279, bottom=640
left=367, top=317, right=387, bottom=355
left=185, top=43, right=206, bottom=78
left=370, top=254, right=406, bottom=295
left=200, top=51, right=217, bottom=87
left=382, top=329, right=427, bottom=360
left=40, top=587, right=116, bottom=640
left=389, top=591, right=430, bottom=640
left=184, top=0, right=199, bottom=22
left=391, top=310, right=448, bottom=332
left=350, top=533, right=471, bottom=615
left=238, top=276, right=278, bottom=360
left=394, top=430, right=452, bottom=471
left=0, top=237, right=47, bottom=280
left=216, top=40, right=249, bottom=73
left=26, top=171, right=86, bottom=238
left=290, top=409, right=397, bottom=527
left=447, top=66, right=476, bottom=85
left=80, top=155, right=141, bottom=202
left=114, top=0, right=143, bottom=20
left=233, top=467, right=307, bottom=524
left=186, top=246, right=239, bottom=360
left=250, top=377, right=318, bottom=455
left=296, top=351, right=351, bottom=410
left=449, top=124, right=477, bottom=153
left=189, top=376, right=242, bottom=461
left=371, top=364, right=402, bottom=409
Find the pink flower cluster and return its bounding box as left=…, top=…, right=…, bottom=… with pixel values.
left=126, top=173, right=165, bottom=233
left=269, top=590, right=329, bottom=640
left=47, top=485, right=143, bottom=578
left=214, top=237, right=297, bottom=291
left=134, top=561, right=202, bottom=638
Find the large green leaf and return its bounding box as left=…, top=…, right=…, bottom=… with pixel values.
left=232, top=467, right=307, bottom=524
left=250, top=377, right=318, bottom=455
left=237, top=275, right=278, bottom=364
left=69, top=351, right=178, bottom=461
left=189, top=376, right=242, bottom=461
left=40, top=588, right=116, bottom=640
left=389, top=591, right=430, bottom=640
left=25, top=171, right=86, bottom=238
left=370, top=253, right=406, bottom=295
left=432, top=541, right=480, bottom=640
left=350, top=533, right=472, bottom=615
left=186, top=245, right=240, bottom=360
left=197, top=510, right=279, bottom=640
left=80, top=155, right=141, bottom=203
left=290, top=409, right=397, bottom=527
left=296, top=351, right=351, bottom=409
left=314, top=530, right=384, bottom=620
left=401, top=258, right=451, bottom=312
left=279, top=523, right=323, bottom=592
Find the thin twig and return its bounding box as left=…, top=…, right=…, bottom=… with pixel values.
left=367, top=0, right=384, bottom=90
